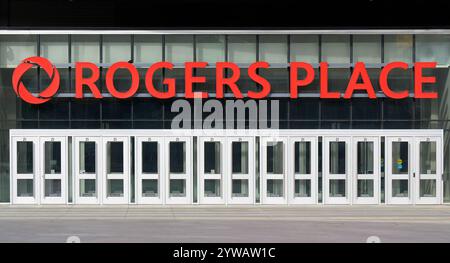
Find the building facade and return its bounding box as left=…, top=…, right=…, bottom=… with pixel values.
left=1, top=30, right=450, bottom=205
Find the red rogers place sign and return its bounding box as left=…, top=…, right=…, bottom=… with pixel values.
left=12, top=56, right=438, bottom=104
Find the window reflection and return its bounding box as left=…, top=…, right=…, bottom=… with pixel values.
left=79, top=141, right=96, bottom=174
left=17, top=179, right=33, bottom=197
left=107, top=141, right=123, bottom=174
left=357, top=141, right=374, bottom=174
left=329, top=141, right=346, bottom=174
left=80, top=179, right=96, bottom=197
left=142, top=142, right=158, bottom=174
left=295, top=141, right=311, bottom=174
left=142, top=179, right=158, bottom=197
left=170, top=141, right=186, bottom=174
left=232, top=141, right=249, bottom=174
left=267, top=179, right=283, bottom=197
left=295, top=180, right=311, bottom=197
left=392, top=142, right=408, bottom=174
left=420, top=141, right=436, bottom=174
left=267, top=142, right=283, bottom=174
left=204, top=141, right=221, bottom=174
left=44, top=141, right=61, bottom=174
left=232, top=179, right=249, bottom=197
left=17, top=141, right=33, bottom=174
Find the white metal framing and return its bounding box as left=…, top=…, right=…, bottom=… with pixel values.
left=102, top=136, right=130, bottom=204
left=198, top=136, right=226, bottom=204
left=135, top=136, right=165, bottom=204
left=227, top=136, right=255, bottom=205
left=352, top=136, right=381, bottom=205
left=260, top=136, right=289, bottom=204
left=323, top=136, right=352, bottom=205
left=39, top=136, right=67, bottom=204
left=9, top=129, right=444, bottom=205
left=288, top=136, right=318, bottom=205
left=74, top=136, right=102, bottom=204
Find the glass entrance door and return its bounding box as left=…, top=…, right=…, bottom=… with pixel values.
left=386, top=137, right=413, bottom=204
left=228, top=137, right=255, bottom=204
left=414, top=136, right=442, bottom=204
left=198, top=137, right=225, bottom=204
left=323, top=136, right=351, bottom=204
left=12, top=136, right=38, bottom=204
left=288, top=137, right=318, bottom=204
left=352, top=137, right=380, bottom=204
left=40, top=137, right=67, bottom=204
left=102, top=136, right=129, bottom=204
left=135, top=137, right=164, bottom=204
left=165, top=137, right=192, bottom=204
left=74, top=137, right=101, bottom=204
left=261, top=137, right=287, bottom=204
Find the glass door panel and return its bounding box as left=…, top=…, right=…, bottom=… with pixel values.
left=12, top=137, right=38, bottom=204
left=353, top=137, right=380, bottom=204
left=165, top=137, right=192, bottom=204
left=386, top=137, right=412, bottom=204
left=40, top=137, right=67, bottom=204
left=415, top=137, right=442, bottom=204
left=289, top=137, right=318, bottom=204
left=136, top=137, right=164, bottom=204
left=102, top=137, right=129, bottom=204
left=228, top=137, right=255, bottom=204
left=323, top=137, right=351, bottom=204
left=74, top=137, right=100, bottom=204
left=198, top=137, right=225, bottom=204
left=261, top=137, right=287, bottom=204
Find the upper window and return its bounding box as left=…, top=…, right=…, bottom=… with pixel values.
left=384, top=35, right=413, bottom=63
left=290, top=35, right=319, bottom=63
left=102, top=35, right=131, bottom=63
left=40, top=35, right=69, bottom=64
left=134, top=35, right=162, bottom=63
left=259, top=35, right=288, bottom=64
left=321, top=35, right=350, bottom=64
left=416, top=34, right=450, bottom=65
left=71, top=35, right=100, bottom=63
left=227, top=35, right=256, bottom=63
left=0, top=35, right=37, bottom=67
left=165, top=35, right=194, bottom=63
left=353, top=35, right=382, bottom=64
left=196, top=35, right=225, bottom=64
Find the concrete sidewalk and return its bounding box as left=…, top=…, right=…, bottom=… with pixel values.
left=0, top=205, right=450, bottom=242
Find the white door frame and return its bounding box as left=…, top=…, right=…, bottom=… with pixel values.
left=9, top=129, right=444, bottom=205
left=102, top=136, right=130, bottom=204
left=135, top=136, right=165, bottom=204
left=227, top=136, right=255, bottom=205
left=11, top=136, right=39, bottom=204
left=260, top=136, right=288, bottom=204
left=323, top=136, right=351, bottom=205
left=74, top=136, right=102, bottom=204
left=288, top=136, right=318, bottom=204
left=40, top=136, right=67, bottom=204
left=386, top=136, right=414, bottom=205
left=352, top=136, right=380, bottom=205
left=198, top=136, right=226, bottom=204
left=414, top=136, right=443, bottom=204
left=165, top=136, right=192, bottom=205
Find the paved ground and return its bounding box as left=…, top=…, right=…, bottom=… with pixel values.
left=0, top=205, right=450, bottom=242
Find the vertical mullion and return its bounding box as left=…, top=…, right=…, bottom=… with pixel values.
left=349, top=35, right=353, bottom=129
left=36, top=35, right=40, bottom=127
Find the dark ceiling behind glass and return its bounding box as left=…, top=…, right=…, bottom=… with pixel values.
left=1, top=0, right=450, bottom=29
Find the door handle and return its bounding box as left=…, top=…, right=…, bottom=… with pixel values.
left=413, top=172, right=416, bottom=178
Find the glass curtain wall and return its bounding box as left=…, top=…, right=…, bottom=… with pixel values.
left=1, top=33, right=450, bottom=202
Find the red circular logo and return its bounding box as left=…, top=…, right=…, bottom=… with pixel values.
left=12, top=56, right=60, bottom=104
